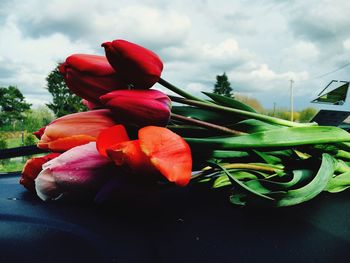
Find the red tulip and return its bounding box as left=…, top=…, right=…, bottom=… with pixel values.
left=59, top=54, right=127, bottom=103
left=98, top=126, right=192, bottom=186
left=35, top=142, right=116, bottom=201
left=20, top=153, right=61, bottom=192
left=36, top=109, right=119, bottom=152
left=33, top=126, right=46, bottom=139
left=102, top=39, right=163, bottom=89
left=100, top=89, right=171, bottom=127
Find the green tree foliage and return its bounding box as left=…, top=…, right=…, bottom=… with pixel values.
left=0, top=86, right=31, bottom=128
left=299, top=107, right=318, bottom=123
left=213, top=72, right=233, bottom=97
left=235, top=94, right=264, bottom=113
left=46, top=65, right=87, bottom=117
left=23, top=106, right=55, bottom=132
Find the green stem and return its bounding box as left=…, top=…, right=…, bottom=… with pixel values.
left=171, top=113, right=246, bottom=136
left=158, top=78, right=205, bottom=102
left=169, top=95, right=312, bottom=127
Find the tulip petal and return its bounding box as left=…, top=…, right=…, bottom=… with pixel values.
left=99, top=89, right=171, bottom=127
left=65, top=54, right=116, bottom=76
left=106, top=140, right=157, bottom=175
left=20, top=153, right=61, bottom=192
left=60, top=54, right=127, bottom=103
left=102, top=40, right=163, bottom=89
left=38, top=109, right=118, bottom=152
left=96, top=125, right=130, bottom=157
left=35, top=142, right=115, bottom=201
left=38, top=134, right=96, bottom=152
left=139, top=126, right=192, bottom=186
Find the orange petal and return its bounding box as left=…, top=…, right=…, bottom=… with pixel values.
left=41, top=135, right=96, bottom=152
left=106, top=140, right=157, bottom=175
left=96, top=125, right=129, bottom=157
left=139, top=126, right=192, bottom=186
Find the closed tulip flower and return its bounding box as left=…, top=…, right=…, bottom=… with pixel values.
left=59, top=54, right=127, bottom=103
left=100, top=89, right=171, bottom=127
left=35, top=142, right=116, bottom=201
left=20, top=153, right=61, bottom=192
left=102, top=39, right=163, bottom=89
left=36, top=109, right=120, bottom=152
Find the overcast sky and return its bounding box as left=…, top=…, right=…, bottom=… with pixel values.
left=1, top=0, right=350, bottom=110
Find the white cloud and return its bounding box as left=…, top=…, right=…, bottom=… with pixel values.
left=1, top=0, right=350, bottom=110
left=343, top=38, right=350, bottom=50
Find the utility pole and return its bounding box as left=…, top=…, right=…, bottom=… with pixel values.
left=290, top=79, right=294, bottom=121
left=273, top=102, right=276, bottom=117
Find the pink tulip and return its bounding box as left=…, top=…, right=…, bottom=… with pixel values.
left=36, top=109, right=119, bottom=152
left=102, top=39, right=163, bottom=89
left=99, top=89, right=171, bottom=127
left=35, top=142, right=116, bottom=201
left=59, top=54, right=127, bottom=103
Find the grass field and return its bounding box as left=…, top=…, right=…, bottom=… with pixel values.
left=0, top=158, right=26, bottom=173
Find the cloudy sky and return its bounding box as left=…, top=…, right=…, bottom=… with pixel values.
left=1, top=0, right=350, bottom=110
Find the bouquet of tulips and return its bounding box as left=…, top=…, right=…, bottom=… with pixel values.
left=20, top=39, right=350, bottom=207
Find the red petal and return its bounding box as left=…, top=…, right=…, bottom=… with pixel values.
left=96, top=125, right=130, bottom=157
left=106, top=140, right=157, bottom=175
left=66, top=54, right=116, bottom=76
left=139, top=126, right=192, bottom=186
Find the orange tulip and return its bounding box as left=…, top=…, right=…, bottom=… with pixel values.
left=36, top=109, right=119, bottom=152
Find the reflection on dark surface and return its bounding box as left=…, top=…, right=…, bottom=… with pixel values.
left=1, top=173, right=350, bottom=263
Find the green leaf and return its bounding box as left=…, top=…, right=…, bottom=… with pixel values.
left=213, top=170, right=259, bottom=189
left=186, top=126, right=350, bottom=150
left=275, top=154, right=335, bottom=207
left=255, top=169, right=314, bottom=191
left=202, top=92, right=257, bottom=113
left=208, top=161, right=275, bottom=202
left=211, top=150, right=249, bottom=159
left=325, top=172, right=350, bottom=193
left=230, top=119, right=281, bottom=133
left=171, top=106, right=240, bottom=124
left=253, top=150, right=282, bottom=165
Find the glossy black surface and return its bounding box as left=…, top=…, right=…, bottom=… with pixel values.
left=1, top=173, right=350, bottom=263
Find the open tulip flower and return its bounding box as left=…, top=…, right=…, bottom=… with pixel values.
left=100, top=89, right=171, bottom=127
left=20, top=153, right=61, bottom=192
left=102, top=39, right=163, bottom=89
left=97, top=125, right=192, bottom=186
left=59, top=54, right=127, bottom=104
left=36, top=109, right=119, bottom=152
left=35, top=142, right=117, bottom=201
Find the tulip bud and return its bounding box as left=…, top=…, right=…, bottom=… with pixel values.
left=36, top=109, right=119, bottom=152
left=59, top=54, right=127, bottom=103
left=20, top=153, right=61, bottom=192
left=35, top=142, right=116, bottom=201
left=100, top=89, right=171, bottom=127
left=101, top=40, right=163, bottom=89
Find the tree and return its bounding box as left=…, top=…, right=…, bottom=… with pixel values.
left=234, top=94, right=264, bottom=113
left=213, top=72, right=233, bottom=97
left=0, top=86, right=31, bottom=128
left=23, top=105, right=55, bottom=132
left=46, top=65, right=87, bottom=117
left=299, top=107, right=318, bottom=123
